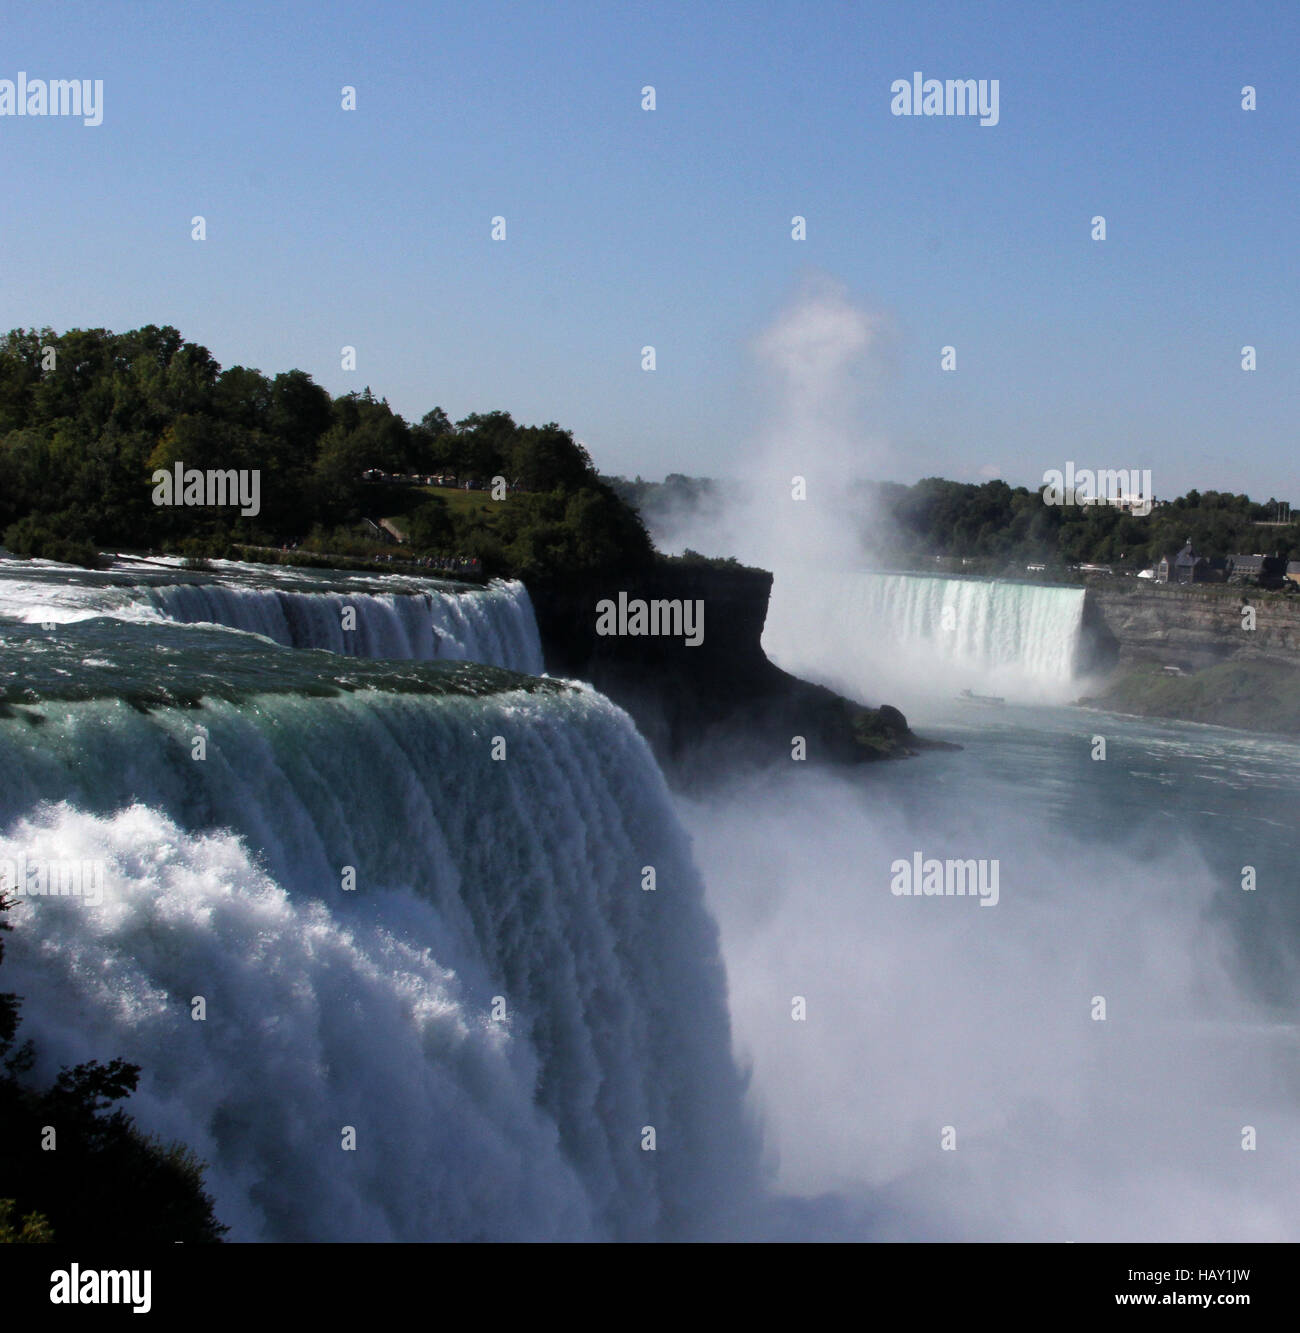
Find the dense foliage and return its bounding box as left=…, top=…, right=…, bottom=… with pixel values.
left=870, top=478, right=1299, bottom=570
left=0, top=326, right=654, bottom=579
left=0, top=895, right=226, bottom=1243
left=6, top=324, right=1289, bottom=581
left=609, top=474, right=1300, bottom=574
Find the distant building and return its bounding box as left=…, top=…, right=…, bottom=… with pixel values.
left=1287, top=561, right=1300, bottom=588
left=1156, top=538, right=1212, bottom=584
left=1227, top=552, right=1287, bottom=585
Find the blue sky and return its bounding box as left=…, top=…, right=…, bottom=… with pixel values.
left=2, top=0, right=1296, bottom=499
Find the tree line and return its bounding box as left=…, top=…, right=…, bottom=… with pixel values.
left=0, top=326, right=654, bottom=579
left=609, top=473, right=1300, bottom=573
left=870, top=478, right=1300, bottom=570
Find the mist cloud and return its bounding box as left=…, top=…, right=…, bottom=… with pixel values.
left=651, top=275, right=892, bottom=572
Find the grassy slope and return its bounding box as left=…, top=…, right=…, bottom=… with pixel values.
left=1083, top=660, right=1300, bottom=735
left=382, top=485, right=507, bottom=526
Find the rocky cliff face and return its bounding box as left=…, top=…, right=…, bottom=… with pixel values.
left=1084, top=582, right=1300, bottom=672
left=1079, top=581, right=1300, bottom=734
left=530, top=563, right=775, bottom=683
left=526, top=563, right=930, bottom=775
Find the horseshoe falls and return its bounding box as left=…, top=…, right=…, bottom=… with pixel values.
left=0, top=605, right=757, bottom=1241
left=763, top=570, right=1087, bottom=706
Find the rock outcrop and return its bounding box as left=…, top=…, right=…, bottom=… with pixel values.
left=1079, top=581, right=1300, bottom=734
left=526, top=562, right=939, bottom=776
left=1084, top=582, right=1300, bottom=671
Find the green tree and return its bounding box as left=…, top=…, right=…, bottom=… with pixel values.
left=509, top=424, right=594, bottom=493
left=0, top=895, right=226, bottom=1243
left=405, top=496, right=455, bottom=549
left=0, top=1198, right=54, bottom=1242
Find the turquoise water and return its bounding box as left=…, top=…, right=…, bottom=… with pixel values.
left=0, top=618, right=562, bottom=708
left=2, top=555, right=1296, bottom=1240
left=0, top=559, right=754, bottom=1242
left=679, top=568, right=1300, bottom=1238
left=871, top=701, right=1300, bottom=1005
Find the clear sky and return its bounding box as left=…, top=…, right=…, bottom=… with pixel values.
left=2, top=0, right=1296, bottom=499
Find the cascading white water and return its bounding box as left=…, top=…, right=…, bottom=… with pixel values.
left=146, top=579, right=545, bottom=673
left=763, top=569, right=1087, bottom=705
left=0, top=556, right=544, bottom=675
left=0, top=680, right=757, bottom=1242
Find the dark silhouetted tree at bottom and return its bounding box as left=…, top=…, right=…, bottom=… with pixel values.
left=0, top=894, right=227, bottom=1243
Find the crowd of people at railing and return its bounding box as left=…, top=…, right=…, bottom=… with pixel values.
left=418, top=553, right=482, bottom=574
left=268, top=538, right=483, bottom=577
left=373, top=552, right=483, bottom=575
left=362, top=468, right=518, bottom=492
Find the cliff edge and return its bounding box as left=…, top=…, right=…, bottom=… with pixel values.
left=526, top=561, right=938, bottom=775
left=1079, top=581, right=1300, bottom=734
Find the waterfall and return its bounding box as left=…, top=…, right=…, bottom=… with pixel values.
left=0, top=557, right=544, bottom=675
left=0, top=651, right=756, bottom=1241
left=763, top=569, right=1087, bottom=704
left=146, top=579, right=545, bottom=673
